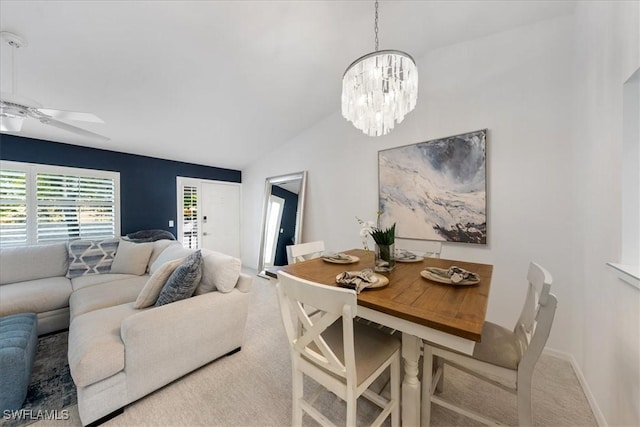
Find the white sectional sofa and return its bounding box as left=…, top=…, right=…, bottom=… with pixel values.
left=0, top=239, right=252, bottom=425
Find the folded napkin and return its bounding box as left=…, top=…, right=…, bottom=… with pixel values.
left=336, top=269, right=377, bottom=294
left=322, top=252, right=352, bottom=262
left=395, top=249, right=417, bottom=260
left=425, top=266, right=479, bottom=284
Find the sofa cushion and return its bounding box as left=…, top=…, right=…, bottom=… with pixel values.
left=1, top=243, right=69, bottom=285
left=110, top=240, right=154, bottom=275
left=70, top=273, right=140, bottom=291
left=148, top=240, right=180, bottom=272
left=0, top=277, right=72, bottom=317
left=155, top=251, right=203, bottom=307
left=134, top=258, right=184, bottom=309
left=149, top=244, right=193, bottom=275
left=195, top=249, right=241, bottom=294
left=70, top=276, right=150, bottom=320
left=68, top=303, right=138, bottom=388
left=67, top=239, right=119, bottom=278
left=71, top=273, right=140, bottom=291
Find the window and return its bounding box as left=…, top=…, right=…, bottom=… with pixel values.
left=0, top=161, right=120, bottom=247
left=181, top=184, right=199, bottom=249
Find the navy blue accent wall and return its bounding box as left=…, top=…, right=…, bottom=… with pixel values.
left=0, top=135, right=241, bottom=235
left=271, top=185, right=299, bottom=266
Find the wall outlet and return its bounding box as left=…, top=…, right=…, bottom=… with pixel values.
left=169, top=220, right=174, bottom=227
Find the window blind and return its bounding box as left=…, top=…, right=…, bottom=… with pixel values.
left=36, top=173, right=116, bottom=243
left=0, top=161, right=120, bottom=247
left=0, top=169, right=28, bottom=246
left=182, top=185, right=198, bottom=249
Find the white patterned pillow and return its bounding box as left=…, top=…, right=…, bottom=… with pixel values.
left=66, top=238, right=120, bottom=278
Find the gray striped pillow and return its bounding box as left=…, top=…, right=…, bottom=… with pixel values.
left=154, top=250, right=203, bottom=307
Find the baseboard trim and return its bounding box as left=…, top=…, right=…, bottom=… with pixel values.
left=85, top=407, right=124, bottom=427
left=543, top=347, right=607, bottom=427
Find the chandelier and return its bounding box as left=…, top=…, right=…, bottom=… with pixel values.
left=341, top=1, right=418, bottom=137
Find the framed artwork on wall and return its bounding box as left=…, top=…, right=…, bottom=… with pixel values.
left=378, top=129, right=487, bottom=245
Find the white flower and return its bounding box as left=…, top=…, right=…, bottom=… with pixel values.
left=356, top=217, right=376, bottom=250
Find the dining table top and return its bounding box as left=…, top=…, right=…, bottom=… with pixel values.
left=279, top=248, right=493, bottom=342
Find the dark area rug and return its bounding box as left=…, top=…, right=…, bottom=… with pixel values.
left=1, top=331, right=76, bottom=427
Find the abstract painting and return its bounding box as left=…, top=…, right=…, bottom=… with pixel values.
left=378, top=129, right=487, bottom=244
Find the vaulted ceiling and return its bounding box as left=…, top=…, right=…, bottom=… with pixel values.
left=0, top=1, right=575, bottom=170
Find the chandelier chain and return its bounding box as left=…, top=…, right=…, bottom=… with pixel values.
left=341, top=0, right=418, bottom=136
left=374, top=0, right=379, bottom=52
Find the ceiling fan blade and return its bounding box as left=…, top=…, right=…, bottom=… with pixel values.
left=38, top=108, right=104, bottom=123
left=39, top=117, right=110, bottom=142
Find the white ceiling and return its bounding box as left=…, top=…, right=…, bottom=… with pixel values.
left=0, top=1, right=575, bottom=170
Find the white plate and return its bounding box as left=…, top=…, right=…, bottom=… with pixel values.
left=420, top=269, right=480, bottom=286
left=322, top=255, right=360, bottom=264
left=335, top=272, right=389, bottom=289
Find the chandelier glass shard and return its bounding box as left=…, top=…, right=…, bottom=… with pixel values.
left=341, top=1, right=418, bottom=137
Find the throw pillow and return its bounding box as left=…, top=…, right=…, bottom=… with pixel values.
left=149, top=244, right=194, bottom=275
left=147, top=240, right=181, bottom=272
left=195, top=249, right=241, bottom=294
left=67, top=238, right=119, bottom=278
left=110, top=239, right=154, bottom=275
left=134, top=257, right=184, bottom=309
left=155, top=250, right=203, bottom=307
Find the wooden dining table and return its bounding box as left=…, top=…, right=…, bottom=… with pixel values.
left=279, top=248, right=493, bottom=427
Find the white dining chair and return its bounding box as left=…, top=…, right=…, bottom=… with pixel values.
left=421, top=261, right=558, bottom=426
left=286, top=240, right=325, bottom=264
left=276, top=271, right=401, bottom=427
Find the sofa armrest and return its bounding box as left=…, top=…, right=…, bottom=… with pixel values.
left=120, top=289, right=250, bottom=401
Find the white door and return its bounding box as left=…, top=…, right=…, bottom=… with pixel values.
left=201, top=182, right=241, bottom=258
left=177, top=178, right=241, bottom=258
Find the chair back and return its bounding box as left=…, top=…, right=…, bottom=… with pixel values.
left=395, top=238, right=442, bottom=258
left=515, top=262, right=558, bottom=370
left=286, top=240, right=326, bottom=264
left=276, top=271, right=357, bottom=381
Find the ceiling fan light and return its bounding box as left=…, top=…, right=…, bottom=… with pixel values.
left=0, top=107, right=25, bottom=131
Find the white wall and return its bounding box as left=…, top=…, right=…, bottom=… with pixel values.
left=242, top=3, right=639, bottom=425
left=571, top=2, right=640, bottom=426
left=244, top=14, right=576, bottom=348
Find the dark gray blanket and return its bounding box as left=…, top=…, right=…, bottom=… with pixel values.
left=125, top=229, right=176, bottom=243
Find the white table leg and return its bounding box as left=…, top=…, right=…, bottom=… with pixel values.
left=401, top=332, right=421, bottom=427
left=421, top=345, right=433, bottom=427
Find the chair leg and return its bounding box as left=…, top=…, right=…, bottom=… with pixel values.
left=292, top=365, right=304, bottom=427
left=421, top=345, right=433, bottom=427
left=346, top=387, right=357, bottom=427
left=435, top=356, right=444, bottom=393
left=517, top=372, right=533, bottom=427
left=390, top=355, right=401, bottom=427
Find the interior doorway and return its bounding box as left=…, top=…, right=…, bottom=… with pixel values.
left=263, top=195, right=285, bottom=268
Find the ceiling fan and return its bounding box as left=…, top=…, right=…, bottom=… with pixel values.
left=0, top=31, right=109, bottom=142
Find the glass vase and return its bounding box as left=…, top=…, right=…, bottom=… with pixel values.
left=374, top=243, right=395, bottom=272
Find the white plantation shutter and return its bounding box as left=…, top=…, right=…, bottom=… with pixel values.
left=182, top=185, right=198, bottom=249
left=0, top=169, right=28, bottom=246
left=36, top=173, right=116, bottom=243
left=0, top=161, right=120, bottom=247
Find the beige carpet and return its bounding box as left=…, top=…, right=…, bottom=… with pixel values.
left=33, top=273, right=597, bottom=427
